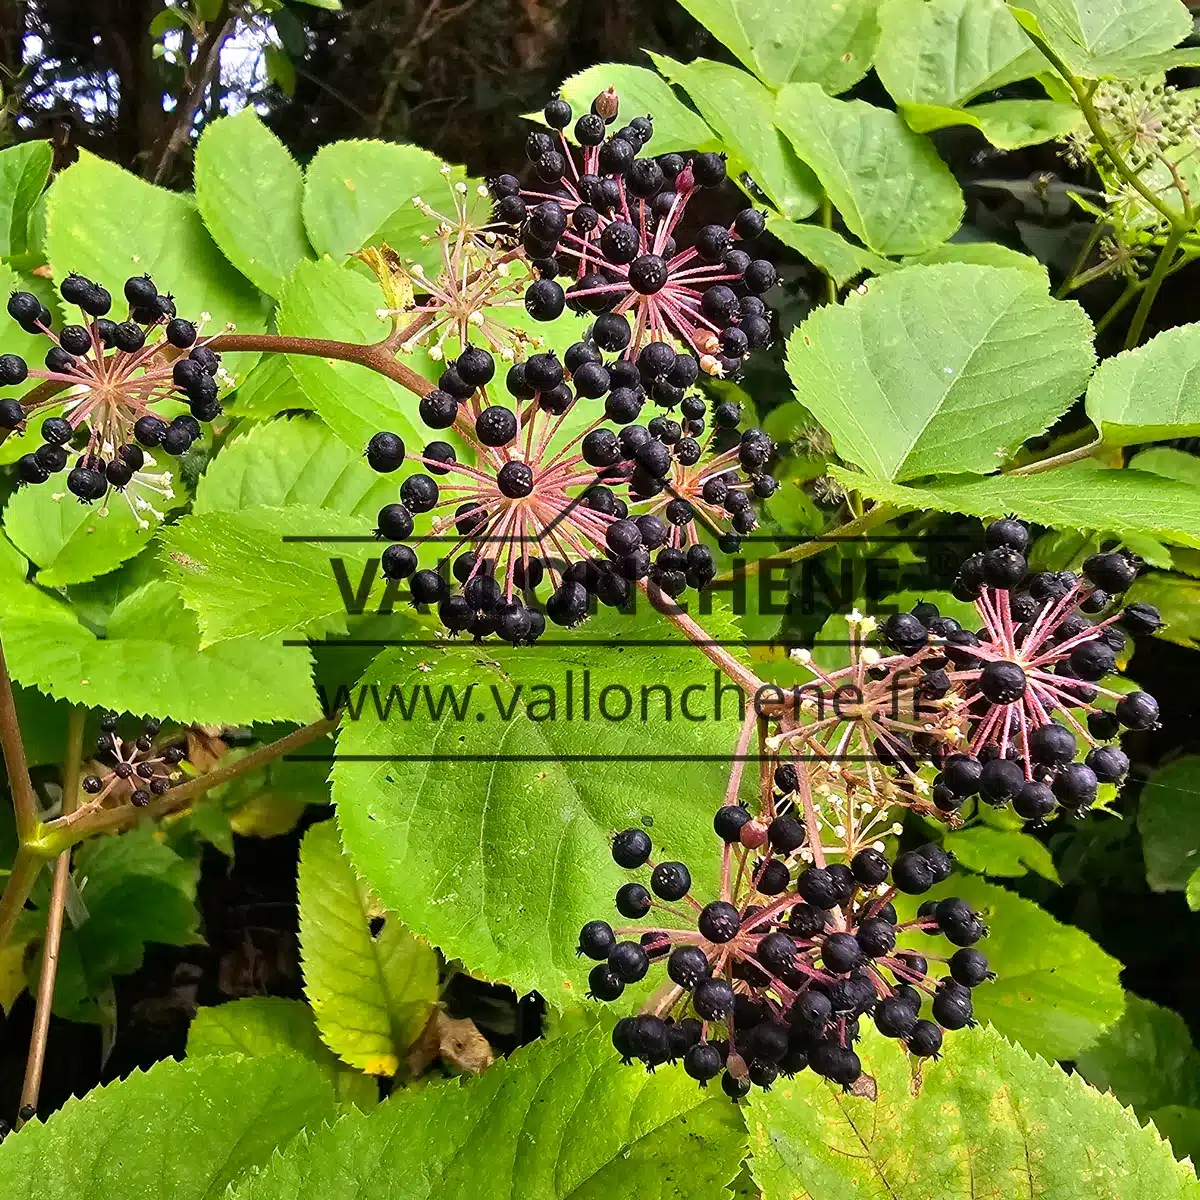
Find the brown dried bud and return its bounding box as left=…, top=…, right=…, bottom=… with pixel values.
left=592, top=87, right=619, bottom=123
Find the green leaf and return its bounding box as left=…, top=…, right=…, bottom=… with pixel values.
left=229, top=351, right=306, bottom=419
left=3, top=459, right=186, bottom=587
left=264, top=45, right=297, bottom=98
left=0, top=570, right=319, bottom=724
left=833, top=465, right=1200, bottom=550
left=746, top=1024, right=1200, bottom=1200
left=195, top=415, right=393, bottom=516
left=901, top=240, right=1047, bottom=274
left=160, top=504, right=371, bottom=644
left=649, top=56, right=821, bottom=218
left=295, top=0, right=343, bottom=8
left=1130, top=447, right=1200, bottom=487
left=774, top=84, right=964, bottom=255
left=232, top=1024, right=746, bottom=1200
left=44, top=151, right=267, bottom=362
left=766, top=217, right=890, bottom=286
left=1077, top=995, right=1200, bottom=1117
left=1087, top=325, right=1200, bottom=448
left=1010, top=0, right=1193, bottom=79
left=1152, top=1107, right=1200, bottom=1168
left=334, top=604, right=745, bottom=1000
left=277, top=258, right=426, bottom=452
left=557, top=63, right=717, bottom=153
left=302, top=140, right=474, bottom=271
left=946, top=824, right=1060, bottom=881
left=877, top=0, right=1041, bottom=106
left=299, top=821, right=438, bottom=1076
left=31, top=827, right=201, bottom=1022
left=786, top=265, right=1095, bottom=481
left=194, top=109, right=312, bottom=298
left=901, top=874, right=1124, bottom=1059
left=0, top=1053, right=335, bottom=1200
left=675, top=0, right=882, bottom=94
left=0, top=263, right=64, bottom=406
left=0, top=141, right=52, bottom=260
left=900, top=98, right=1081, bottom=149
left=1126, top=573, right=1200, bottom=648
left=1138, top=756, right=1200, bottom=892
left=188, top=996, right=377, bottom=1109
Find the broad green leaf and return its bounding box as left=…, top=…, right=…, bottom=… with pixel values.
left=676, top=0, right=882, bottom=94
left=901, top=875, right=1123, bottom=1059
left=188, top=996, right=377, bottom=1109
left=302, top=139, right=473, bottom=271
left=1010, top=0, right=1193, bottom=79
left=766, top=216, right=890, bottom=286
left=334, top=605, right=744, bottom=1000
left=650, top=56, right=821, bottom=218
left=1152, top=1107, right=1200, bottom=1168
left=0, top=570, right=319, bottom=724
left=1138, top=756, right=1200, bottom=892
left=1077, top=995, right=1200, bottom=1117
left=902, top=240, right=1047, bottom=274
left=747, top=1025, right=1200, bottom=1200
left=299, top=821, right=438, bottom=1075
left=160, top=504, right=372, bottom=644
left=194, top=109, right=313, bottom=298
left=832, top=465, right=1200, bottom=550
left=0, top=141, right=52, bottom=260
left=44, top=151, right=267, bottom=355
left=946, top=824, right=1060, bottom=882
left=1191, top=867, right=1200, bottom=911
left=229, top=351, right=306, bottom=419
left=278, top=258, right=426, bottom=453
left=1125, top=572, right=1200, bottom=648
left=786, top=265, right=1095, bottom=481
left=557, top=63, right=717, bottom=154
left=195, top=415, right=394, bottom=516
left=1088, top=325, right=1200, bottom=447
left=1131, top=447, right=1200, bottom=487
left=232, top=1025, right=746, bottom=1200
left=775, top=84, right=963, bottom=255
left=900, top=98, right=1081, bottom=149
left=877, top=0, right=1041, bottom=106
left=0, top=1053, right=335, bottom=1200
left=3, top=458, right=186, bottom=587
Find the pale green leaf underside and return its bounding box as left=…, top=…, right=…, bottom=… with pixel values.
left=651, top=55, right=821, bottom=219
left=299, top=821, right=438, bottom=1075
left=232, top=1025, right=747, bottom=1200
left=774, top=83, right=964, bottom=256
left=833, top=466, right=1200, bottom=549
left=675, top=0, right=882, bottom=95
left=901, top=98, right=1081, bottom=149
left=747, top=1025, right=1200, bottom=1199
left=946, top=824, right=1060, bottom=882
left=0, top=1053, right=334, bottom=1200
left=334, top=605, right=745, bottom=1000
left=0, top=141, right=52, bottom=259
left=1137, top=756, right=1200, bottom=892
left=1087, top=324, right=1200, bottom=447
left=786, top=264, right=1095, bottom=481
left=194, top=109, right=313, bottom=298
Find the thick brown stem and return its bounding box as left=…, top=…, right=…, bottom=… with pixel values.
left=207, top=333, right=434, bottom=399
left=39, top=714, right=338, bottom=850
left=0, top=639, right=40, bottom=845
left=644, top=591, right=764, bottom=696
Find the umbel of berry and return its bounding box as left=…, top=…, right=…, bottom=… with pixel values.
left=494, top=89, right=777, bottom=381
left=579, top=760, right=994, bottom=1098
left=363, top=336, right=775, bottom=639
left=80, top=714, right=187, bottom=810
left=929, top=516, right=1160, bottom=823
left=3, top=271, right=228, bottom=527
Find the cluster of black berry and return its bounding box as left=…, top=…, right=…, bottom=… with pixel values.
left=2, top=272, right=226, bottom=525
left=494, top=90, right=776, bottom=380
left=80, top=715, right=188, bottom=810
left=579, top=808, right=991, bottom=1097
left=872, top=518, right=1160, bottom=824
